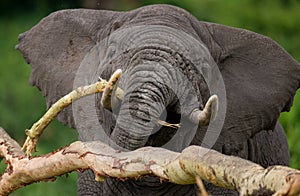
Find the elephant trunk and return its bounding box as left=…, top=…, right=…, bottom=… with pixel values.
left=110, top=63, right=177, bottom=150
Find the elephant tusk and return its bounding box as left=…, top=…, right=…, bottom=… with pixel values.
left=189, top=95, right=218, bottom=126
left=101, top=69, right=124, bottom=111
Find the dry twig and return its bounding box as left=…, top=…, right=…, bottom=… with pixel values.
left=196, top=176, right=209, bottom=196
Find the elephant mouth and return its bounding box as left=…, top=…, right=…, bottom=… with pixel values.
left=111, top=94, right=183, bottom=147
left=146, top=107, right=182, bottom=147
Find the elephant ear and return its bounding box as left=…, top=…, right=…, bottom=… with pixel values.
left=17, top=9, right=119, bottom=128
left=195, top=22, right=300, bottom=148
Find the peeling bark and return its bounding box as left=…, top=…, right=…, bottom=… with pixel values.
left=0, top=127, right=300, bottom=195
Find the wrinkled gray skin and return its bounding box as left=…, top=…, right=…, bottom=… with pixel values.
left=17, top=4, right=300, bottom=196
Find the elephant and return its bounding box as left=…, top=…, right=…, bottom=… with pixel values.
left=16, top=4, right=300, bottom=195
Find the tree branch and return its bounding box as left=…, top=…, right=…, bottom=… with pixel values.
left=21, top=79, right=108, bottom=155
left=0, top=127, right=299, bottom=195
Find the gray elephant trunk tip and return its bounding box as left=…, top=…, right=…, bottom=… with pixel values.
left=189, top=95, right=218, bottom=126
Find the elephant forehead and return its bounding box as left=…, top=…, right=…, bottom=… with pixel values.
left=96, top=24, right=215, bottom=82
left=108, top=4, right=199, bottom=38
left=108, top=25, right=209, bottom=58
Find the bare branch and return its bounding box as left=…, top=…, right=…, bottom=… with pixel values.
left=179, top=146, right=300, bottom=195
left=196, top=176, right=209, bottom=196
left=22, top=79, right=108, bottom=155
left=0, top=141, right=88, bottom=195
left=1, top=127, right=299, bottom=195
left=156, top=119, right=180, bottom=129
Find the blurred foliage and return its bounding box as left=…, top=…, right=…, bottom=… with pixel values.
left=0, top=0, right=299, bottom=195
left=0, top=0, right=81, bottom=17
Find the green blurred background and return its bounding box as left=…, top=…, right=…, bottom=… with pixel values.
left=0, top=0, right=299, bottom=195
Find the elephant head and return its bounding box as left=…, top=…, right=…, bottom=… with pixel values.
left=17, top=4, right=300, bottom=195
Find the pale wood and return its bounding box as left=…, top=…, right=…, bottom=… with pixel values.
left=22, top=79, right=108, bottom=155
left=0, top=127, right=299, bottom=195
